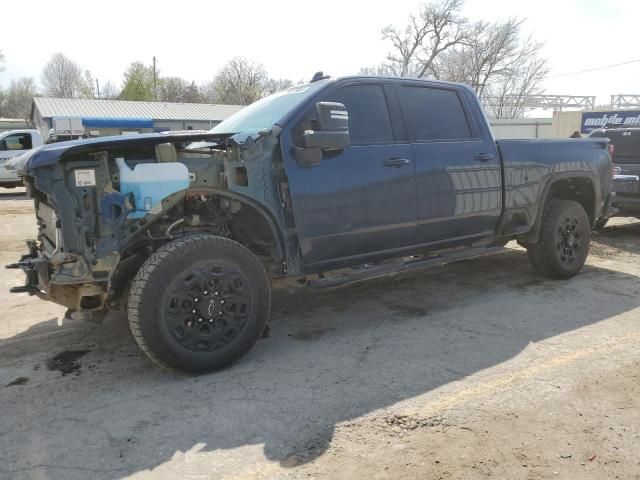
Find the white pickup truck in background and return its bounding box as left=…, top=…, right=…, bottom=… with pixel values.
left=0, top=129, right=44, bottom=188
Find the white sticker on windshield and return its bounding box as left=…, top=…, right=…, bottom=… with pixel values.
left=75, top=169, right=96, bottom=187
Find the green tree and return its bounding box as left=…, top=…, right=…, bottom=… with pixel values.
left=78, top=69, right=97, bottom=99
left=119, top=61, right=155, bottom=101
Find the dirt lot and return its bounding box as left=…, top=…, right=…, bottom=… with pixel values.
left=1, top=188, right=639, bottom=480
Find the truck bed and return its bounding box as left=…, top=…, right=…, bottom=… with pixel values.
left=498, top=138, right=612, bottom=229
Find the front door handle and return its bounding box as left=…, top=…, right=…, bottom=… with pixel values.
left=474, top=153, right=494, bottom=162
left=383, top=158, right=411, bottom=167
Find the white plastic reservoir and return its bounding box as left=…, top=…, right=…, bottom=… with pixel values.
left=115, top=158, right=189, bottom=218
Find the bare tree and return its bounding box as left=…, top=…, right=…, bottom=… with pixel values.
left=481, top=42, right=548, bottom=118
left=0, top=77, right=39, bottom=119
left=100, top=81, right=119, bottom=100
left=201, top=58, right=294, bottom=105
left=433, top=18, right=548, bottom=118
left=207, top=57, right=270, bottom=105
left=358, top=65, right=399, bottom=76
left=157, top=77, right=201, bottom=103
left=181, top=81, right=202, bottom=103
left=381, top=0, right=468, bottom=77
left=158, top=76, right=190, bottom=102
left=0, top=50, right=5, bottom=73
left=41, top=53, right=84, bottom=97
left=435, top=19, right=522, bottom=94
left=363, top=2, right=549, bottom=118
left=266, top=78, right=294, bottom=95
left=198, top=80, right=217, bottom=104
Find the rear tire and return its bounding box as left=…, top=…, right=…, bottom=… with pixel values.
left=128, top=234, right=270, bottom=373
left=526, top=200, right=590, bottom=279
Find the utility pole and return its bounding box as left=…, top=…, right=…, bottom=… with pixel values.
left=153, top=56, right=157, bottom=101
left=95, top=79, right=100, bottom=99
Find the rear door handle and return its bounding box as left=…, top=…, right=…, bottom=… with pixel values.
left=474, top=153, right=494, bottom=162
left=383, top=158, right=411, bottom=167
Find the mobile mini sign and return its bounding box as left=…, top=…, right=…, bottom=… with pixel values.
left=581, top=111, right=640, bottom=133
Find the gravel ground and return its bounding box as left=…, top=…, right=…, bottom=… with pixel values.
left=1, top=188, right=639, bottom=480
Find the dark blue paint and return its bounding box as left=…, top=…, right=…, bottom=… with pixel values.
left=498, top=138, right=611, bottom=223
left=25, top=76, right=612, bottom=275
left=411, top=139, right=503, bottom=243
left=279, top=78, right=610, bottom=270
left=283, top=143, right=418, bottom=266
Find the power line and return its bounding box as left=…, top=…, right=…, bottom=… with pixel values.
left=550, top=59, right=640, bottom=78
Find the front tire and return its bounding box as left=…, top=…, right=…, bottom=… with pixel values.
left=128, top=234, right=270, bottom=373
left=526, top=199, right=590, bottom=279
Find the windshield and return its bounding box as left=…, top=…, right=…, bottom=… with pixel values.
left=210, top=81, right=328, bottom=134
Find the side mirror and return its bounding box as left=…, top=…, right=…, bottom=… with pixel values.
left=302, top=102, right=350, bottom=151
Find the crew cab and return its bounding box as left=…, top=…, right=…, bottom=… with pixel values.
left=8, top=76, right=614, bottom=373
left=0, top=129, right=44, bottom=188
left=589, top=126, right=640, bottom=221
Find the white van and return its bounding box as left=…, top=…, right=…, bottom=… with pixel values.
left=0, top=130, right=44, bottom=188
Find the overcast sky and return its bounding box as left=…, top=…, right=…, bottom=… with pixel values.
left=2, top=0, right=639, bottom=110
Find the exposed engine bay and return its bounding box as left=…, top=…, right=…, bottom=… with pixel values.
left=13, top=132, right=292, bottom=320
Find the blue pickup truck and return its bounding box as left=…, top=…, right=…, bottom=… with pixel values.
left=8, top=76, right=614, bottom=372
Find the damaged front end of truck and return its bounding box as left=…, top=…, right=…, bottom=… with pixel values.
left=7, top=130, right=293, bottom=322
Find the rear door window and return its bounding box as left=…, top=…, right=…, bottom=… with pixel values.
left=397, top=86, right=472, bottom=141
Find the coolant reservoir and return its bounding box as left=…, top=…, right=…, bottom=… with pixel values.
left=115, top=157, right=189, bottom=218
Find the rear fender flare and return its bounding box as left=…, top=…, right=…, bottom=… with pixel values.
left=520, top=172, right=600, bottom=244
